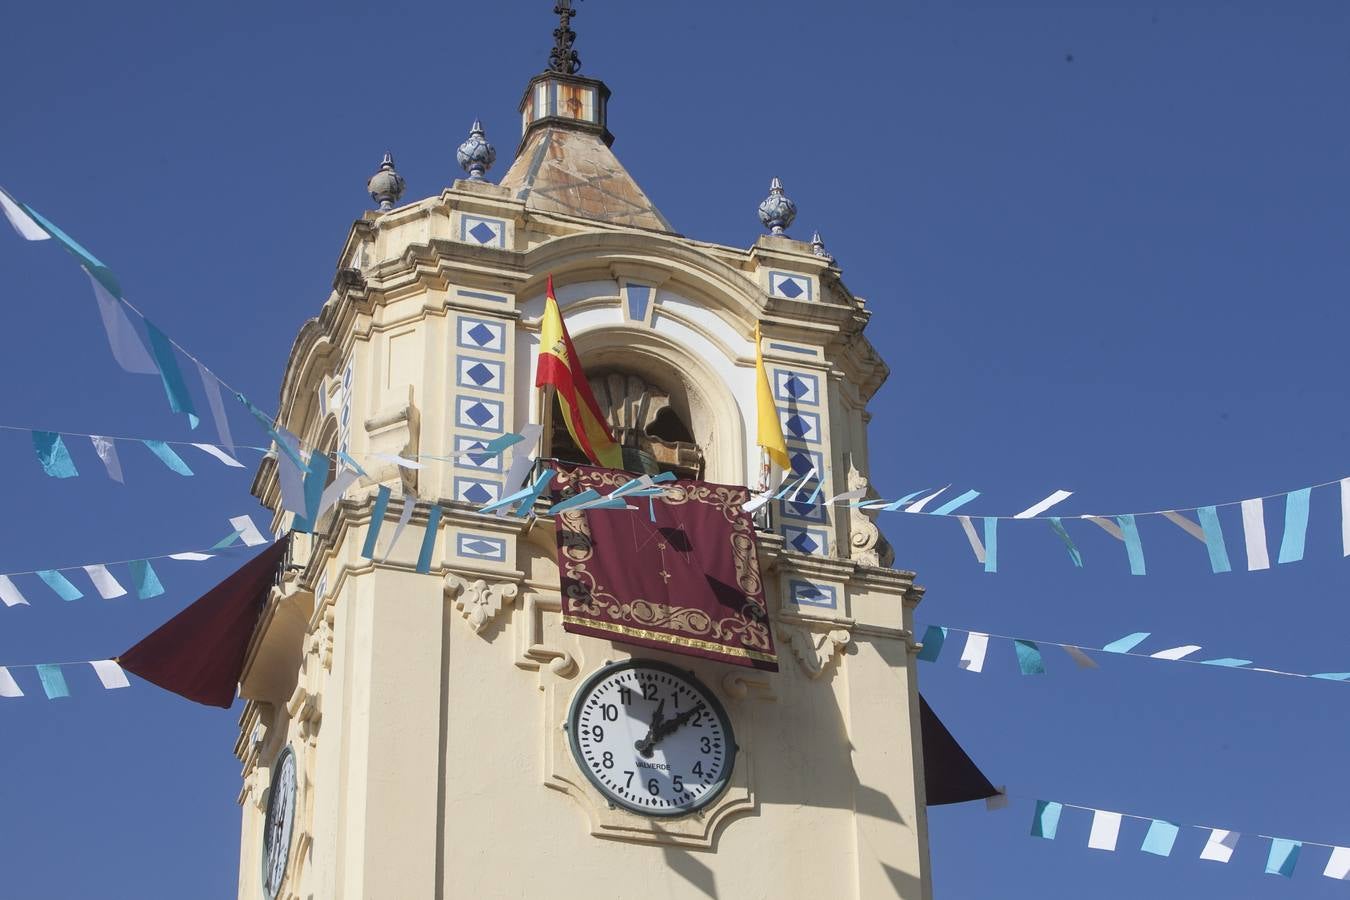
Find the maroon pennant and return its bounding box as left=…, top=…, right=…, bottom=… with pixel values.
left=551, top=465, right=777, bottom=670
left=119, top=538, right=289, bottom=708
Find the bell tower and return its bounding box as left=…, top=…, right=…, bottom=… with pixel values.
left=234, top=5, right=934, bottom=898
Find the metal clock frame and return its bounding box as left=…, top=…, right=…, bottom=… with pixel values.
left=566, top=658, right=737, bottom=818
left=260, top=744, right=297, bottom=900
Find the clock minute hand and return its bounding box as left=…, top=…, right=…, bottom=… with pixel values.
left=650, top=701, right=706, bottom=745
left=635, top=698, right=666, bottom=758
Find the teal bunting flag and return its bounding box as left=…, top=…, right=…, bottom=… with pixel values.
left=141, top=440, right=194, bottom=476
left=237, top=393, right=308, bottom=471
left=1265, top=838, right=1301, bottom=878
left=1103, top=632, right=1150, bottom=653
left=1014, top=640, right=1046, bottom=675
left=35, top=664, right=70, bottom=700
left=917, top=626, right=948, bottom=662
left=361, top=485, right=392, bottom=559
left=1277, top=488, right=1311, bottom=564
left=129, top=559, right=164, bottom=599
left=476, top=468, right=556, bottom=516
left=32, top=430, right=79, bottom=478
left=1031, top=800, right=1063, bottom=839
left=1141, top=819, right=1180, bottom=857
left=1200, top=657, right=1252, bottom=667
left=1311, top=672, right=1350, bottom=681
left=1117, top=514, right=1146, bottom=575
left=17, top=200, right=122, bottom=298
left=36, top=569, right=83, bottom=601
left=210, top=530, right=242, bottom=550
left=1047, top=517, right=1083, bottom=567
left=144, top=320, right=200, bottom=429
left=416, top=505, right=443, bottom=574
left=1196, top=505, right=1232, bottom=573
left=336, top=450, right=368, bottom=478
left=929, top=489, right=980, bottom=516
left=983, top=517, right=998, bottom=573
left=291, top=451, right=331, bottom=533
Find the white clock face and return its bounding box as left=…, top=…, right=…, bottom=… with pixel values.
left=568, top=661, right=736, bottom=817
left=262, top=746, right=297, bottom=899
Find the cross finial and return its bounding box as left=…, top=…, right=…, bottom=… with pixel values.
left=548, top=0, right=582, bottom=74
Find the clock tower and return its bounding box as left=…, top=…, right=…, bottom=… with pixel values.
left=234, top=7, right=935, bottom=897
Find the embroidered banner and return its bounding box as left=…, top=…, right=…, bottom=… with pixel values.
left=551, top=465, right=777, bottom=670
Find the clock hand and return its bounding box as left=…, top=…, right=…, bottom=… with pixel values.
left=635, top=697, right=667, bottom=758
left=648, top=701, right=706, bottom=747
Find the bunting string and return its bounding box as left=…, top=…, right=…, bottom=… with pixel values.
left=917, top=624, right=1350, bottom=682
left=991, top=790, right=1350, bottom=880
left=0, top=515, right=269, bottom=608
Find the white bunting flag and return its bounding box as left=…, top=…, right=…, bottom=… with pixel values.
left=1151, top=645, right=1203, bottom=661
left=906, top=486, right=950, bottom=514
left=1341, top=479, right=1350, bottom=557
left=0, top=187, right=50, bottom=240
left=1241, top=498, right=1270, bottom=571
left=958, top=515, right=986, bottom=563
left=1088, top=810, right=1123, bottom=851
left=1161, top=510, right=1206, bottom=543
left=958, top=632, right=990, bottom=673
left=0, top=575, right=30, bottom=607
left=87, top=660, right=130, bottom=690
left=168, top=552, right=214, bottom=561
left=89, top=435, right=124, bottom=483
left=0, top=666, right=22, bottom=698
left=1325, top=847, right=1350, bottom=879
left=381, top=491, right=418, bottom=562
left=228, top=515, right=268, bottom=547
left=82, top=564, right=128, bottom=600
left=1014, top=489, right=1073, bottom=519
left=1063, top=645, right=1100, bottom=669
left=373, top=452, right=423, bottom=470
left=825, top=488, right=868, bottom=506
left=1199, top=829, right=1239, bottom=863
left=1085, top=516, right=1124, bottom=540
left=191, top=443, right=245, bottom=468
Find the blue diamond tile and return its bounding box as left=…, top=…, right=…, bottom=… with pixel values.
left=469, top=221, right=497, bottom=244
left=784, top=376, right=809, bottom=399
left=465, top=362, right=494, bottom=386
left=788, top=501, right=816, bottom=517
left=464, top=402, right=493, bottom=426
left=463, top=484, right=492, bottom=504
left=790, top=532, right=819, bottom=553
left=790, top=452, right=813, bottom=475
left=466, top=323, right=494, bottom=347
left=464, top=539, right=498, bottom=555
left=778, top=278, right=804, bottom=299
left=784, top=414, right=810, bottom=438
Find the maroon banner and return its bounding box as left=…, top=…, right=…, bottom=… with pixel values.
left=119, top=538, right=289, bottom=708
left=552, top=466, right=777, bottom=670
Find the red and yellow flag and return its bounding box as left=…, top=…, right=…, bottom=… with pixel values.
left=535, top=275, right=624, bottom=469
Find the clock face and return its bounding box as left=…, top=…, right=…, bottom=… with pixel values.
left=567, top=660, right=736, bottom=817
left=261, top=746, right=297, bottom=899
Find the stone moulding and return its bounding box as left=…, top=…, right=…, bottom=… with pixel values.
left=444, top=573, right=520, bottom=634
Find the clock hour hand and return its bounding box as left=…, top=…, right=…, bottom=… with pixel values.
left=635, top=697, right=666, bottom=758
left=643, top=701, right=706, bottom=752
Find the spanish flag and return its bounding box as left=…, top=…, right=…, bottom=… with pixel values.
left=754, top=323, right=790, bottom=469
left=536, top=276, right=624, bottom=469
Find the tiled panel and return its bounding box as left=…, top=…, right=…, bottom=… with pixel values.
left=782, top=525, right=829, bottom=557
left=454, top=436, right=504, bottom=473
left=456, top=356, right=505, bottom=393
left=460, top=215, right=506, bottom=248
left=780, top=496, right=828, bottom=523
left=455, top=397, right=504, bottom=433
left=457, top=533, right=507, bottom=563
left=774, top=369, right=820, bottom=406
left=786, top=447, right=824, bottom=478
left=457, top=316, right=506, bottom=353
left=780, top=409, right=822, bottom=445
left=789, top=579, right=838, bottom=610
left=769, top=271, right=813, bottom=302
left=454, top=477, right=502, bottom=506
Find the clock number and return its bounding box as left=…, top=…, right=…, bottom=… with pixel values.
left=619, top=687, right=632, bottom=705
left=673, top=775, right=685, bottom=792
left=602, top=751, right=614, bottom=769
left=690, top=710, right=703, bottom=727
left=647, top=778, right=660, bottom=796
left=592, top=725, right=605, bottom=741
left=641, top=682, right=658, bottom=701
left=601, top=704, right=618, bottom=721
left=624, top=770, right=634, bottom=788
left=692, top=761, right=704, bottom=777
left=700, top=736, right=712, bottom=754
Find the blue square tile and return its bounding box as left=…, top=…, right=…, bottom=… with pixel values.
left=465, top=362, right=493, bottom=385
left=785, top=414, right=810, bottom=438
left=463, top=483, right=492, bottom=504
left=778, top=279, right=803, bottom=299
left=466, top=323, right=494, bottom=347
left=469, top=221, right=496, bottom=244
left=790, top=532, right=819, bottom=553
left=464, top=402, right=493, bottom=426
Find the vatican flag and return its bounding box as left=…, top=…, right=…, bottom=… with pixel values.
left=536, top=276, right=624, bottom=470
left=755, top=323, right=790, bottom=469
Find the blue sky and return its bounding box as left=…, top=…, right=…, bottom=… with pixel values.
left=2, top=1, right=1348, bottom=896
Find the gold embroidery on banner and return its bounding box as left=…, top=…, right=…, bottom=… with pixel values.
left=554, top=467, right=775, bottom=659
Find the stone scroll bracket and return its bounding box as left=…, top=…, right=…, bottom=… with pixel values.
left=444, top=573, right=520, bottom=634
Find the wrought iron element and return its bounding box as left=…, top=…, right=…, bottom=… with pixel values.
left=456, top=120, right=497, bottom=181
left=811, top=230, right=834, bottom=261
left=757, top=177, right=797, bottom=236
left=366, top=152, right=406, bottom=212
left=548, top=0, right=582, bottom=74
